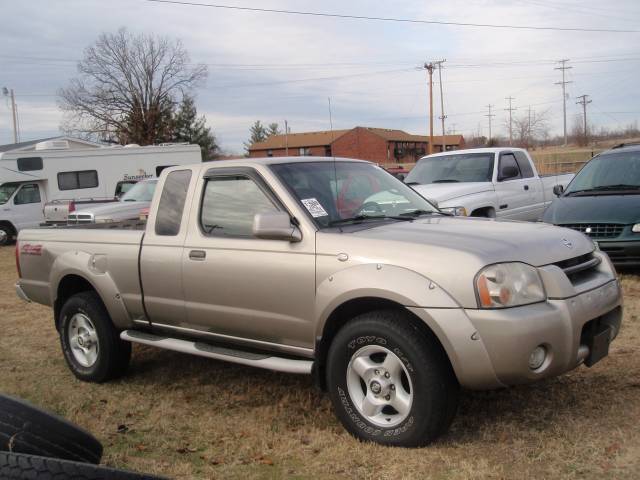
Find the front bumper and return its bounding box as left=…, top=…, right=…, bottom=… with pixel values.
left=410, top=277, right=622, bottom=390
left=597, top=239, right=640, bottom=266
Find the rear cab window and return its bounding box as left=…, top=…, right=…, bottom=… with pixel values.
left=155, top=170, right=192, bottom=236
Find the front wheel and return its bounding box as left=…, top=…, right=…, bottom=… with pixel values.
left=326, top=310, right=459, bottom=447
left=58, top=291, right=131, bottom=383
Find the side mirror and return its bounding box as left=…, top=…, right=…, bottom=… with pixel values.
left=499, top=165, right=519, bottom=181
left=553, top=184, right=564, bottom=196
left=253, top=211, right=302, bottom=242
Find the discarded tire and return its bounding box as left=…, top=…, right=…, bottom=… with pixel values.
left=0, top=452, right=163, bottom=479
left=0, top=394, right=103, bottom=464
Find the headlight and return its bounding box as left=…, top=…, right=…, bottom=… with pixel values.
left=440, top=206, right=467, bottom=216
left=475, top=262, right=546, bottom=308
left=632, top=223, right=640, bottom=233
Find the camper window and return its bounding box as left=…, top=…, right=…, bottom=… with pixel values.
left=57, top=170, right=99, bottom=191
left=17, top=157, right=43, bottom=171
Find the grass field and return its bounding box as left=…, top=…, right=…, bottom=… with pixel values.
left=1, top=246, right=639, bottom=479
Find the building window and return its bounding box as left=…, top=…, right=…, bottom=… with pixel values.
left=298, top=147, right=311, bottom=156
left=325, top=146, right=332, bottom=157
left=57, top=170, right=99, bottom=190
left=267, top=149, right=273, bottom=157
left=17, top=157, right=43, bottom=171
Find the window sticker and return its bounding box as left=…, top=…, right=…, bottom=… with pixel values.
left=301, top=198, right=328, bottom=218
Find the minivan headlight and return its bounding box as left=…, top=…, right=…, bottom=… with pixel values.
left=632, top=223, right=640, bottom=233
left=475, top=262, right=546, bottom=308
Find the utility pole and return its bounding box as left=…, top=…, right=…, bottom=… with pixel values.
left=576, top=94, right=592, bottom=145
left=2, top=87, right=18, bottom=144
left=424, top=62, right=435, bottom=154
left=555, top=59, right=572, bottom=146
left=485, top=104, right=496, bottom=144
left=434, top=59, right=447, bottom=152
left=284, top=119, right=289, bottom=156
left=505, top=96, right=516, bottom=146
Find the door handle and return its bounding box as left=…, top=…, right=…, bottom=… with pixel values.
left=189, top=250, right=206, bottom=260
left=524, top=185, right=529, bottom=191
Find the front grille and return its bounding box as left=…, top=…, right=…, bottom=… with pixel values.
left=553, top=252, right=601, bottom=282
left=560, top=223, right=624, bottom=239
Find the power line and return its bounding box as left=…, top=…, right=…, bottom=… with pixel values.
left=142, top=0, right=640, bottom=33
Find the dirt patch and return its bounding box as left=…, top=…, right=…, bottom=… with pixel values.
left=1, top=247, right=639, bottom=479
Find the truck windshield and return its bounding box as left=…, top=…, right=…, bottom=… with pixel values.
left=564, top=151, right=640, bottom=195
left=120, top=180, right=158, bottom=202
left=0, top=183, right=20, bottom=205
left=405, top=153, right=495, bottom=184
left=270, top=161, right=439, bottom=228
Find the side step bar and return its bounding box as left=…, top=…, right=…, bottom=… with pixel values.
left=120, top=330, right=313, bottom=374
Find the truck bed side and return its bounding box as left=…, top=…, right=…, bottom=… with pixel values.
left=17, top=227, right=145, bottom=329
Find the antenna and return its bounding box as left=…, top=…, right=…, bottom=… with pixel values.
left=328, top=97, right=339, bottom=211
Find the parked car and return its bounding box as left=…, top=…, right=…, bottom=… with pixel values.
left=15, top=157, right=622, bottom=447
left=542, top=143, right=640, bottom=266
left=68, top=179, right=158, bottom=224
left=405, top=148, right=573, bottom=221
left=0, top=140, right=201, bottom=244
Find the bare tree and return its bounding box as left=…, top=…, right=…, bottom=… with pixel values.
left=511, top=109, right=551, bottom=148
left=59, top=28, right=207, bottom=145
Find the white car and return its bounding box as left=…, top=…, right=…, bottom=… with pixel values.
left=405, top=148, right=573, bottom=221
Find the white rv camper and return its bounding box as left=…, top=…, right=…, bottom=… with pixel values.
left=0, top=137, right=201, bottom=244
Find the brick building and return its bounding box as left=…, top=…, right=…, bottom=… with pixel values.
left=248, top=127, right=465, bottom=164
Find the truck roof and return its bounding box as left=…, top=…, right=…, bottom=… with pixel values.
left=419, top=147, right=527, bottom=160
left=193, top=156, right=371, bottom=171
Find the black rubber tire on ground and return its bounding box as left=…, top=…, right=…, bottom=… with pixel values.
left=58, top=291, right=131, bottom=383
left=0, top=223, right=15, bottom=246
left=326, top=310, right=460, bottom=447
left=0, top=394, right=103, bottom=464
left=0, top=452, right=164, bottom=479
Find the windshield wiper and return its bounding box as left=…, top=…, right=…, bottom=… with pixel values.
left=432, top=179, right=460, bottom=183
left=566, top=184, right=640, bottom=196
left=405, top=181, right=420, bottom=186
left=328, top=215, right=414, bottom=226
left=399, top=209, right=448, bottom=217
left=123, top=199, right=137, bottom=202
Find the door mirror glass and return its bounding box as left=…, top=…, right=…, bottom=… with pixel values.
left=253, top=211, right=301, bottom=242
left=553, top=184, right=564, bottom=196
left=499, top=165, right=520, bottom=181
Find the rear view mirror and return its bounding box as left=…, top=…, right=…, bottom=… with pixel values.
left=499, top=165, right=519, bottom=181
left=553, top=184, right=565, bottom=196
left=253, top=211, right=302, bottom=242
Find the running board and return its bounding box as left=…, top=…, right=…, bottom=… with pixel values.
left=120, top=330, right=313, bottom=374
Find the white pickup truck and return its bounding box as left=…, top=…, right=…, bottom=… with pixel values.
left=404, top=148, right=574, bottom=221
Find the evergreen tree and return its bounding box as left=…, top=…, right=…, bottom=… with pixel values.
left=244, top=120, right=269, bottom=155
left=267, top=122, right=281, bottom=136
left=172, top=96, right=219, bottom=160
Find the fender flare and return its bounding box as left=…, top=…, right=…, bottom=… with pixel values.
left=315, top=263, right=460, bottom=339
left=50, top=250, right=133, bottom=330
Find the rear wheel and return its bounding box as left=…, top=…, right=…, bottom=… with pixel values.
left=0, top=223, right=15, bottom=246
left=58, top=291, right=131, bottom=383
left=326, top=310, right=459, bottom=447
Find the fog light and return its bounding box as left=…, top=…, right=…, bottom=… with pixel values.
left=528, top=345, right=547, bottom=370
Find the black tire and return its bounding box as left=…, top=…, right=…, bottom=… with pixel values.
left=0, top=223, right=15, bottom=246
left=326, top=310, right=460, bottom=447
left=58, top=291, right=131, bottom=383
left=0, top=394, right=103, bottom=464
left=0, top=452, right=164, bottom=479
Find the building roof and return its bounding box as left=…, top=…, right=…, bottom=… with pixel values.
left=249, top=127, right=464, bottom=151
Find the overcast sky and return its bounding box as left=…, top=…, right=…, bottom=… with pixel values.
left=1, top=0, right=639, bottom=153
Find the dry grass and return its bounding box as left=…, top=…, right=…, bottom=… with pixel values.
left=1, top=247, right=639, bottom=479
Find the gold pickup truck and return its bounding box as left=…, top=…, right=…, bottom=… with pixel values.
left=15, top=157, right=623, bottom=447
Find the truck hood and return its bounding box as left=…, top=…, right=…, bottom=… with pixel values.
left=410, top=182, right=493, bottom=204
left=542, top=194, right=640, bottom=225
left=76, top=201, right=150, bottom=220
left=317, top=217, right=593, bottom=308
